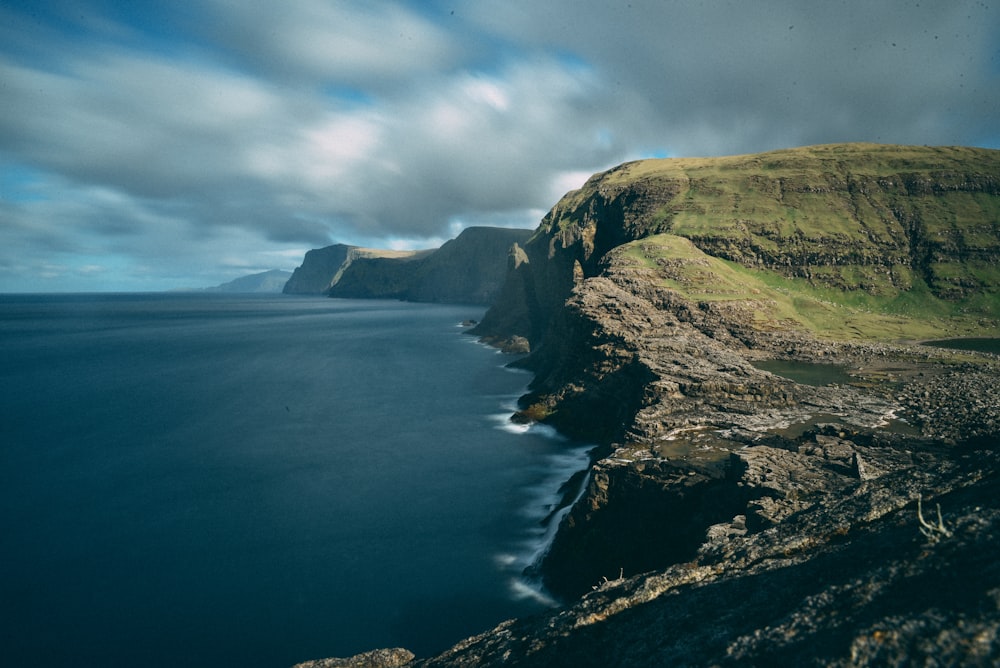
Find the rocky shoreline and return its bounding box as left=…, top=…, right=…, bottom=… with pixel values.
left=294, top=315, right=999, bottom=667
left=294, top=337, right=999, bottom=667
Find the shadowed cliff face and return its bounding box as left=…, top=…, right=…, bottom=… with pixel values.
left=328, top=227, right=532, bottom=305
left=283, top=244, right=355, bottom=294
left=283, top=245, right=429, bottom=295
left=282, top=227, right=532, bottom=303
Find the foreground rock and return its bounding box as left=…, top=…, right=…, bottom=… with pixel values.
left=299, top=427, right=999, bottom=666
left=418, top=439, right=1000, bottom=666
left=293, top=648, right=415, bottom=668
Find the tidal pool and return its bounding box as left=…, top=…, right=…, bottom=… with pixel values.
left=752, top=360, right=856, bottom=386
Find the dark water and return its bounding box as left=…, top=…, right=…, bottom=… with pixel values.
left=0, top=294, right=590, bottom=667
left=752, top=359, right=855, bottom=386
left=923, top=338, right=1000, bottom=354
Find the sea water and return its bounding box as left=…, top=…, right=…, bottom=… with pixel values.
left=0, top=294, right=591, bottom=667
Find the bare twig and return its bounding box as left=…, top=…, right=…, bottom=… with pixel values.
left=917, top=496, right=952, bottom=543
left=591, top=567, right=625, bottom=590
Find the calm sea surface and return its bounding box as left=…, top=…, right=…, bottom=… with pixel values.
left=0, top=294, right=590, bottom=667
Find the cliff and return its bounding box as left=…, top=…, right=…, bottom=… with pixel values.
left=329, top=227, right=532, bottom=305
left=203, top=269, right=291, bottom=293
left=283, top=227, right=531, bottom=305
left=282, top=245, right=426, bottom=295
left=298, top=144, right=1000, bottom=666
left=475, top=143, right=999, bottom=349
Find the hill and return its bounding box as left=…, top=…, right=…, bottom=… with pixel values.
left=476, top=143, right=1000, bottom=347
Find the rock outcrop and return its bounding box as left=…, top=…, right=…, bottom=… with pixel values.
left=415, top=439, right=1000, bottom=666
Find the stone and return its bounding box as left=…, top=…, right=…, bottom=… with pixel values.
left=292, top=648, right=415, bottom=668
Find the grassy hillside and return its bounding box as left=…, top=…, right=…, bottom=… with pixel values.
left=530, top=143, right=1000, bottom=342
left=612, top=232, right=998, bottom=341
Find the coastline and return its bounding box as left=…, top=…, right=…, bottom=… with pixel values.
left=292, top=143, right=1000, bottom=666
left=293, top=327, right=1000, bottom=666
left=485, top=379, right=597, bottom=608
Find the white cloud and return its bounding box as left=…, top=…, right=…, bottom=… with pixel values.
left=0, top=0, right=997, bottom=291
left=200, top=0, right=460, bottom=84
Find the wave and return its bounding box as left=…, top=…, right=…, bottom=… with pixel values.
left=490, top=419, right=594, bottom=606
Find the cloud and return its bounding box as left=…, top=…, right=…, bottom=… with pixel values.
left=0, top=0, right=997, bottom=291
left=463, top=0, right=1000, bottom=155
left=197, top=0, right=462, bottom=86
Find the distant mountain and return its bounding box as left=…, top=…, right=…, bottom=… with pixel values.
left=329, top=226, right=533, bottom=305
left=282, top=245, right=428, bottom=295
left=205, top=269, right=291, bottom=293
left=284, top=226, right=533, bottom=305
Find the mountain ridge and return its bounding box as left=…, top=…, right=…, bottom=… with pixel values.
left=328, top=226, right=532, bottom=304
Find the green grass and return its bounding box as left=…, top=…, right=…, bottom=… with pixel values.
left=542, top=143, right=1000, bottom=341
left=615, top=233, right=1000, bottom=342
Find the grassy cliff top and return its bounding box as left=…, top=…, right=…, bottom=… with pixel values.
left=588, top=143, right=999, bottom=188
left=540, top=144, right=1000, bottom=342
left=551, top=143, right=1000, bottom=229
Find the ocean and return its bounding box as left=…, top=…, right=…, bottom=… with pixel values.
left=0, top=294, right=591, bottom=667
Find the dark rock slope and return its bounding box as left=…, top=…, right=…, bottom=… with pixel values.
left=296, top=144, right=1000, bottom=666
left=416, top=439, right=1000, bottom=667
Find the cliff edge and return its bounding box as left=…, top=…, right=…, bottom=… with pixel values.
left=283, top=227, right=531, bottom=305
left=283, top=245, right=427, bottom=295
left=329, top=226, right=532, bottom=305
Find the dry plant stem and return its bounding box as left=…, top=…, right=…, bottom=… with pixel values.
left=917, top=496, right=952, bottom=543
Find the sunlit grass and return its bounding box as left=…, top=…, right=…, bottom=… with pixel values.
left=615, top=233, right=999, bottom=342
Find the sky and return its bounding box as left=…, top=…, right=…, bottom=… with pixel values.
left=1, top=1, right=998, bottom=292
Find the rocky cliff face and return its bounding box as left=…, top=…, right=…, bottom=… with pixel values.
left=474, top=144, right=1000, bottom=604
left=283, top=244, right=354, bottom=294
left=329, top=227, right=532, bottom=305
left=283, top=245, right=427, bottom=295
left=411, top=438, right=1000, bottom=667
left=297, top=144, right=1000, bottom=666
